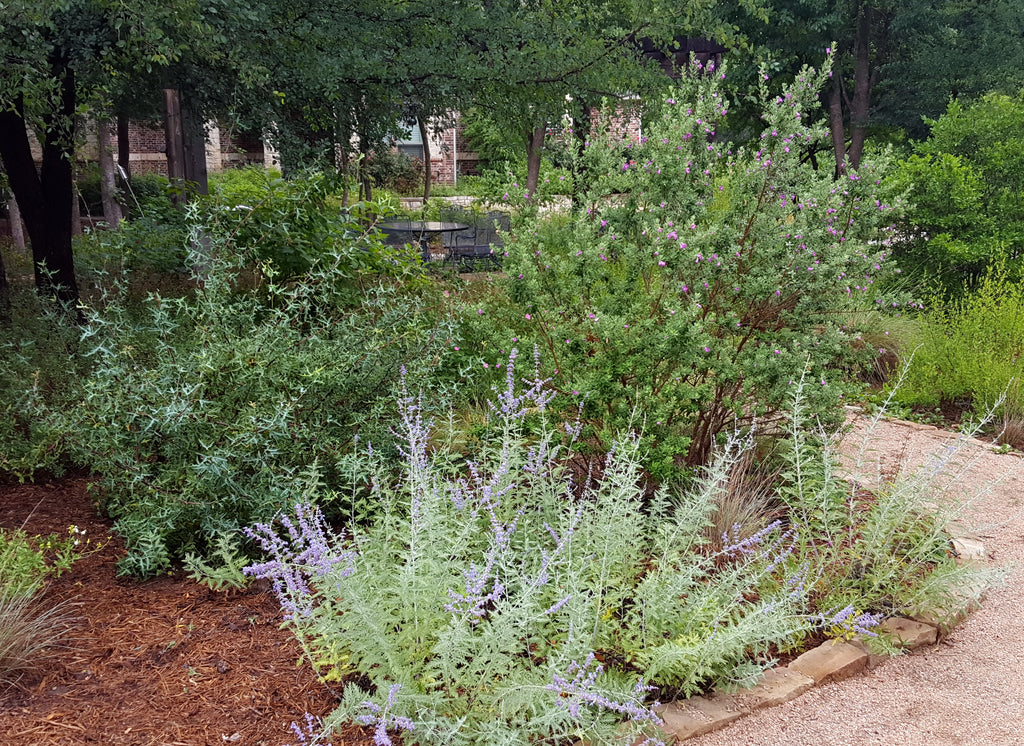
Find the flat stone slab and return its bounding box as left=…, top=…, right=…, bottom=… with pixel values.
left=878, top=617, right=938, bottom=650
left=655, top=695, right=744, bottom=741
left=951, top=535, right=986, bottom=563
left=716, top=667, right=816, bottom=712
left=786, top=640, right=868, bottom=684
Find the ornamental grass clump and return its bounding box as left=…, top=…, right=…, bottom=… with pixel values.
left=0, top=527, right=86, bottom=684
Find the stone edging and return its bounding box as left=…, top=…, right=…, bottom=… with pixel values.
left=652, top=527, right=988, bottom=742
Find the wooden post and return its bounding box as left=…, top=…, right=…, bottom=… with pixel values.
left=181, top=102, right=208, bottom=195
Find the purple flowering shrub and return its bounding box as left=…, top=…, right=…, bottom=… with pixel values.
left=494, top=57, right=907, bottom=478
left=252, top=356, right=1003, bottom=745
left=250, top=351, right=819, bottom=745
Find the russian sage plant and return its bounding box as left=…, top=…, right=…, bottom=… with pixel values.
left=249, top=351, right=810, bottom=746
left=777, top=371, right=1006, bottom=636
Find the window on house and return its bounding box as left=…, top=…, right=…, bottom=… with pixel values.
left=395, top=122, right=423, bottom=161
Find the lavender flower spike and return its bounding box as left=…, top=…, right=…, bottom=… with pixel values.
left=546, top=654, right=663, bottom=726
left=354, top=683, right=415, bottom=746
left=244, top=504, right=356, bottom=620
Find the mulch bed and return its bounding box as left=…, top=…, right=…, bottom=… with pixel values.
left=0, top=478, right=374, bottom=746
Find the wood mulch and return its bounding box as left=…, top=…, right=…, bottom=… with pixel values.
left=0, top=478, right=375, bottom=746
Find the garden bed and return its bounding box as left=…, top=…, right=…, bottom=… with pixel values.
left=0, top=478, right=374, bottom=746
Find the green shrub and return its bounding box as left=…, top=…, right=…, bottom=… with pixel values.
left=49, top=207, right=458, bottom=576
left=197, top=170, right=395, bottom=278
left=0, top=289, right=87, bottom=480
left=891, top=91, right=1024, bottom=288
left=0, top=530, right=49, bottom=599
left=365, top=148, right=423, bottom=194
left=0, top=527, right=88, bottom=598
left=248, top=360, right=999, bottom=746
left=74, top=213, right=190, bottom=277
left=468, top=62, right=905, bottom=478
left=888, top=262, right=1024, bottom=415
left=75, top=162, right=104, bottom=217
left=209, top=165, right=283, bottom=206
left=124, top=173, right=177, bottom=221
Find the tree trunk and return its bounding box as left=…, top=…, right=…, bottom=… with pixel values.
left=847, top=3, right=873, bottom=170
left=117, top=113, right=131, bottom=181
left=570, top=102, right=591, bottom=212
left=164, top=88, right=186, bottom=207
left=418, top=116, right=431, bottom=205
left=335, top=113, right=352, bottom=207
left=359, top=134, right=372, bottom=202
left=525, top=125, right=545, bottom=200
left=8, top=194, right=26, bottom=254
left=39, top=64, right=80, bottom=311
left=340, top=148, right=351, bottom=207
left=181, top=100, right=209, bottom=196
left=0, top=239, right=9, bottom=324
left=71, top=176, right=82, bottom=236
left=0, top=68, right=81, bottom=313
left=97, top=117, right=123, bottom=226
left=827, top=76, right=847, bottom=178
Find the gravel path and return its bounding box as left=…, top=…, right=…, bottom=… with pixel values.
left=690, top=414, right=1024, bottom=746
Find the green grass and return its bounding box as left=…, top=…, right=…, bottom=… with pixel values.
left=888, top=263, right=1024, bottom=418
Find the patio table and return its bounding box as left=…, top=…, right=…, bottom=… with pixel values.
left=378, top=221, right=470, bottom=262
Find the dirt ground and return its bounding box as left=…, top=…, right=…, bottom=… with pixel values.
left=0, top=478, right=374, bottom=746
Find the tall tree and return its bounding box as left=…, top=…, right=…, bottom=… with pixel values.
left=728, top=0, right=1024, bottom=174
left=0, top=0, right=217, bottom=310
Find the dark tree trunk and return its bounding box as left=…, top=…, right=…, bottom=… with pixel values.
left=847, top=3, right=873, bottom=170
left=571, top=103, right=592, bottom=212
left=525, top=125, right=545, bottom=200
left=827, top=77, right=847, bottom=178
left=117, top=113, right=131, bottom=181
left=163, top=88, right=186, bottom=207
left=0, top=67, right=81, bottom=313
left=418, top=116, right=431, bottom=205
left=97, top=118, right=123, bottom=226
left=71, top=166, right=82, bottom=237
left=39, top=68, right=79, bottom=309
left=0, top=243, right=9, bottom=324
left=358, top=134, right=372, bottom=202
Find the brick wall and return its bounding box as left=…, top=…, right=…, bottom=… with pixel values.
left=454, top=120, right=480, bottom=177
left=220, top=129, right=266, bottom=167
left=590, top=105, right=643, bottom=145
left=428, top=117, right=480, bottom=184
left=119, top=121, right=169, bottom=175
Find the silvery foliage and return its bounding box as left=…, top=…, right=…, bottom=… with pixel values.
left=251, top=350, right=812, bottom=746
left=64, top=204, right=457, bottom=576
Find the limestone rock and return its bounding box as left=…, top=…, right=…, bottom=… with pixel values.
left=787, top=640, right=868, bottom=684
left=655, top=696, right=743, bottom=741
